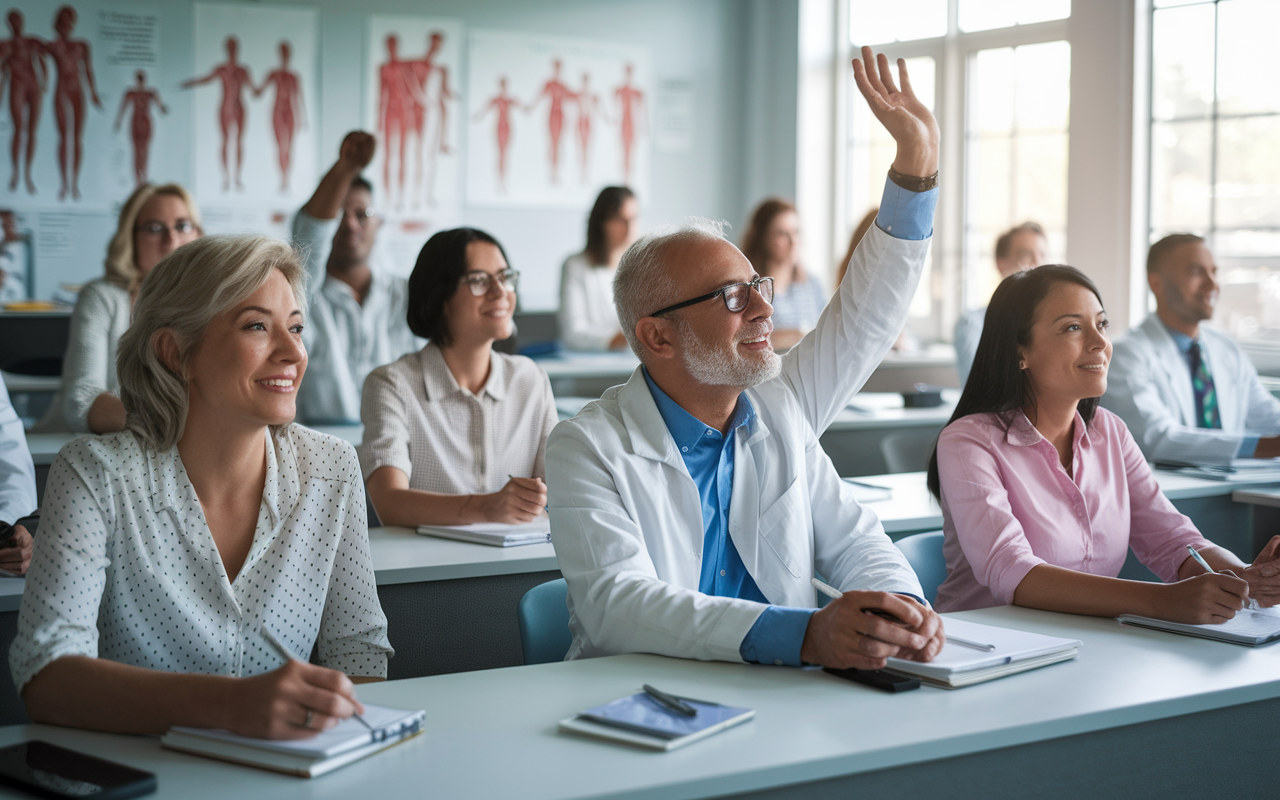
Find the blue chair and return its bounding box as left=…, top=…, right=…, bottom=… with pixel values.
left=518, top=578, right=572, bottom=665
left=894, top=531, right=946, bottom=605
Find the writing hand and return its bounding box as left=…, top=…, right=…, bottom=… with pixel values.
left=228, top=660, right=364, bottom=740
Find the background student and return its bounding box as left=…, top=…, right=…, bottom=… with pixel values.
left=1103, top=234, right=1280, bottom=465
left=557, top=186, right=639, bottom=351
left=0, top=373, right=36, bottom=576
left=292, top=131, right=419, bottom=423
left=740, top=198, right=826, bottom=351
left=13, top=235, right=391, bottom=739
left=41, top=183, right=202, bottom=433
left=928, top=265, right=1280, bottom=619
left=360, top=228, right=557, bottom=527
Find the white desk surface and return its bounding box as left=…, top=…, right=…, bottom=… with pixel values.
left=1232, top=488, right=1280, bottom=508
left=1, top=604, right=1276, bottom=800
left=533, top=351, right=640, bottom=379
left=0, top=578, right=23, bottom=613
left=369, top=526, right=557, bottom=585
left=0, top=371, right=59, bottom=393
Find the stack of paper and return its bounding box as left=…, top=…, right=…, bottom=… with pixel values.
left=416, top=520, right=551, bottom=547
left=1118, top=606, right=1280, bottom=646
left=884, top=617, right=1081, bottom=689
left=559, top=693, right=754, bottom=751
left=162, top=704, right=426, bottom=777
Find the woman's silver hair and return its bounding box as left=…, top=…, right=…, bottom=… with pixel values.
left=612, top=217, right=730, bottom=358
left=116, top=234, right=307, bottom=452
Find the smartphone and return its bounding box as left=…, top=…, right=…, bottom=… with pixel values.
left=0, top=740, right=156, bottom=799
left=824, top=667, right=921, bottom=693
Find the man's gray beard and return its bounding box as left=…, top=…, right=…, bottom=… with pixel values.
left=677, top=318, right=781, bottom=388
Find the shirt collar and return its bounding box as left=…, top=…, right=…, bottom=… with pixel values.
left=1159, top=319, right=1197, bottom=354
left=420, top=342, right=506, bottom=401
left=642, top=367, right=755, bottom=451
left=1003, top=408, right=1097, bottom=449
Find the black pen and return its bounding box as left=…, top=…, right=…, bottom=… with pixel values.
left=642, top=684, right=697, bottom=717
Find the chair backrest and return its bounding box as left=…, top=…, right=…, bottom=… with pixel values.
left=517, top=578, right=572, bottom=665
left=880, top=430, right=940, bottom=474
left=894, top=530, right=946, bottom=605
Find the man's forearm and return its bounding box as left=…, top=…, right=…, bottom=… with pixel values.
left=303, top=160, right=362, bottom=220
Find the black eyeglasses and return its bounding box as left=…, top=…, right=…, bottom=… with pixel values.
left=461, top=268, right=519, bottom=297
left=648, top=276, right=774, bottom=318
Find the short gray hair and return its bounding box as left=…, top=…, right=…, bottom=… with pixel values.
left=612, top=217, right=730, bottom=358
left=116, top=234, right=307, bottom=452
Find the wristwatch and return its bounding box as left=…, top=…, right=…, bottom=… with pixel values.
left=888, top=166, right=939, bottom=193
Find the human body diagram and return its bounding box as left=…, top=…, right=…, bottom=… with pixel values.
left=0, top=10, right=49, bottom=195
left=114, top=70, right=167, bottom=187
left=182, top=36, right=254, bottom=192
left=379, top=31, right=455, bottom=210
left=253, top=41, right=306, bottom=192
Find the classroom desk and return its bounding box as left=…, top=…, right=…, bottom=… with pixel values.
left=1, top=604, right=1275, bottom=799
left=820, top=392, right=959, bottom=475
left=533, top=350, right=640, bottom=396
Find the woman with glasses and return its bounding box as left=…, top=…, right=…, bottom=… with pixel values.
left=40, top=183, right=202, bottom=432
left=359, top=228, right=558, bottom=526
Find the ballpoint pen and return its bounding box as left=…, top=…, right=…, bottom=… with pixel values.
left=260, top=624, right=373, bottom=731
left=810, top=578, right=995, bottom=650
left=1186, top=545, right=1259, bottom=611
left=642, top=684, right=697, bottom=717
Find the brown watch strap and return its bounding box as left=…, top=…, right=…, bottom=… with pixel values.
left=888, top=167, right=939, bottom=193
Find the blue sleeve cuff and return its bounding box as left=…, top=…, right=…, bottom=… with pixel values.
left=875, top=175, right=938, bottom=241
left=1239, top=436, right=1260, bottom=458
left=739, top=606, right=815, bottom=667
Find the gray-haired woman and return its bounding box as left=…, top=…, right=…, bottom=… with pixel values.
left=13, top=234, right=392, bottom=740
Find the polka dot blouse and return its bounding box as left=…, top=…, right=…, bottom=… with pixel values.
left=10, top=425, right=393, bottom=692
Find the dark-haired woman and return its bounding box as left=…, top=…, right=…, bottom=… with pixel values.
left=928, top=265, right=1280, bottom=622
left=557, top=186, right=638, bottom=351
left=359, top=228, right=557, bottom=527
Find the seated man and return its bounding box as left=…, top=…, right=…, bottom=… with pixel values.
left=291, top=131, right=420, bottom=423
left=953, top=221, right=1048, bottom=387
left=546, top=49, right=944, bottom=670
left=1103, top=234, right=1280, bottom=465
left=0, top=373, right=35, bottom=575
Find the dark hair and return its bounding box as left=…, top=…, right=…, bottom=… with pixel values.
left=407, top=227, right=510, bottom=346
left=741, top=198, right=798, bottom=276
left=1147, top=233, right=1204, bottom=274
left=927, top=265, right=1105, bottom=500
left=584, top=186, right=635, bottom=266
left=350, top=175, right=373, bottom=195
left=994, top=221, right=1046, bottom=261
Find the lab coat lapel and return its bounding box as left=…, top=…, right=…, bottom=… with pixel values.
left=616, top=368, right=684, bottom=468
left=1144, top=316, right=1197, bottom=426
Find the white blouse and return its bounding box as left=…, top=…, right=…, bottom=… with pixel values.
left=38, top=278, right=132, bottom=432
left=10, top=425, right=392, bottom=692
left=557, top=253, right=622, bottom=351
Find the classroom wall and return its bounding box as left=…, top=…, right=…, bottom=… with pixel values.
left=20, top=0, right=799, bottom=310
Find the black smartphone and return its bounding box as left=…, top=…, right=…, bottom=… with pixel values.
left=823, top=667, right=921, bottom=693
left=0, top=740, right=156, bottom=799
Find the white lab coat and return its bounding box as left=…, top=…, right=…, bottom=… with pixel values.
left=1101, top=314, right=1280, bottom=465
left=546, top=224, right=928, bottom=662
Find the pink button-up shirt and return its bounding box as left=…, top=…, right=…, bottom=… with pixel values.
left=934, top=407, right=1208, bottom=612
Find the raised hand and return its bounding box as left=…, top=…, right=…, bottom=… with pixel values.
left=339, top=131, right=377, bottom=171
left=851, top=46, right=939, bottom=178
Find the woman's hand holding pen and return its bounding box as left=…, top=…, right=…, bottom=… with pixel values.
left=472, top=477, right=547, bottom=524
left=223, top=660, right=365, bottom=741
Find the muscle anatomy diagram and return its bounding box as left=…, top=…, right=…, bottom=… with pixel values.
left=0, top=10, right=49, bottom=195
left=613, top=63, right=645, bottom=185
left=46, top=6, right=102, bottom=201
left=115, top=70, right=167, bottom=187
left=472, top=76, right=522, bottom=193
left=183, top=36, right=255, bottom=192
left=526, top=59, right=575, bottom=185
left=379, top=30, right=455, bottom=210
left=254, top=41, right=306, bottom=191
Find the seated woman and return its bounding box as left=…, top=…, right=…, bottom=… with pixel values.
left=741, top=198, right=827, bottom=350
left=44, top=183, right=202, bottom=433
left=361, top=228, right=558, bottom=526
left=12, top=235, right=391, bottom=739
left=928, top=264, right=1280, bottom=622
left=557, top=186, right=638, bottom=351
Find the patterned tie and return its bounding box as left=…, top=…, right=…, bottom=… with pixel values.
left=1188, top=340, right=1222, bottom=429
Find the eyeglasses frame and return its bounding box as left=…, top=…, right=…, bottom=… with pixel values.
left=647, top=276, right=775, bottom=318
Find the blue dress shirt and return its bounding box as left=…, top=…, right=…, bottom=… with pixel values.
left=1162, top=323, right=1257, bottom=457
left=639, top=178, right=938, bottom=667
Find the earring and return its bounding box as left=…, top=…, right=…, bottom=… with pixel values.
left=1019, top=361, right=1026, bottom=370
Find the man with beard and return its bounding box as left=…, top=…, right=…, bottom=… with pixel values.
left=545, top=48, right=944, bottom=670
left=291, top=131, right=419, bottom=422
left=1103, top=234, right=1280, bottom=465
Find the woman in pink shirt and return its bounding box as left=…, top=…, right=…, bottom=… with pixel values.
left=928, top=265, right=1280, bottom=621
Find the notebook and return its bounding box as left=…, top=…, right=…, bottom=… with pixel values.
left=162, top=704, right=426, bottom=777
left=1118, top=606, right=1280, bottom=646
left=558, top=692, right=754, bottom=751
left=844, top=479, right=893, bottom=503
left=415, top=520, right=551, bottom=547
left=883, top=617, right=1081, bottom=689
left=1155, top=459, right=1280, bottom=482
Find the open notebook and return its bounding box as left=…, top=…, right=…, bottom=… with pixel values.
left=1118, top=606, right=1280, bottom=646
left=883, top=617, right=1081, bottom=689
left=162, top=704, right=426, bottom=777
left=416, top=520, right=551, bottom=547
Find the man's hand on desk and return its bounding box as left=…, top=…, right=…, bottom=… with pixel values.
left=799, top=590, right=943, bottom=670
left=1250, top=437, right=1280, bottom=459
left=0, top=525, right=32, bottom=577
left=1241, top=535, right=1280, bottom=608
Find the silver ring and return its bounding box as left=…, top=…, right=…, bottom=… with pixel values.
left=303, top=709, right=314, bottom=729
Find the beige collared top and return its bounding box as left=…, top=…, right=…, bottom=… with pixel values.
left=10, top=425, right=392, bottom=692
left=357, top=343, right=558, bottom=493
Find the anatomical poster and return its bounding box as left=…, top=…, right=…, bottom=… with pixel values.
left=188, top=2, right=318, bottom=225
left=466, top=30, right=651, bottom=209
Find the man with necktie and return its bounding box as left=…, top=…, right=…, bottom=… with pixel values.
left=1103, top=234, right=1280, bottom=465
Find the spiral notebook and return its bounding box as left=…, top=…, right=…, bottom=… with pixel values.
left=1118, top=606, right=1280, bottom=646
left=162, top=704, right=426, bottom=777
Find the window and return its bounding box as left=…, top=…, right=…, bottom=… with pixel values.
left=845, top=0, right=1071, bottom=341
left=1148, top=0, right=1280, bottom=344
